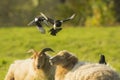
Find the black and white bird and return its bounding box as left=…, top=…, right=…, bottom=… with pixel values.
left=99, top=54, right=107, bottom=65
left=40, top=13, right=75, bottom=36
left=28, top=16, right=48, bottom=34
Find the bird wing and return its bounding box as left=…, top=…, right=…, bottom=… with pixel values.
left=28, top=17, right=40, bottom=26
left=47, top=18, right=55, bottom=25
left=36, top=23, right=46, bottom=34
left=28, top=20, right=35, bottom=26
left=40, top=12, right=55, bottom=25
left=40, top=12, right=48, bottom=20
left=49, top=28, right=56, bottom=36
left=49, top=28, right=62, bottom=36
left=62, top=13, right=76, bottom=22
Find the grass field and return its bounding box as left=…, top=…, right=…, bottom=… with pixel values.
left=0, top=26, right=120, bottom=79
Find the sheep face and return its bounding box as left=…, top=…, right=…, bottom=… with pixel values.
left=30, top=48, right=54, bottom=69
left=50, top=50, right=78, bottom=67
left=33, top=52, right=46, bottom=69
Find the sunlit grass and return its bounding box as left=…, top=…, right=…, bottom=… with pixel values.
left=0, top=26, right=120, bottom=79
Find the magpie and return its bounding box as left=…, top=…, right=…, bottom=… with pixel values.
left=40, top=12, right=75, bottom=36
left=28, top=16, right=48, bottom=34
left=99, top=54, right=107, bottom=65
left=49, top=28, right=62, bottom=36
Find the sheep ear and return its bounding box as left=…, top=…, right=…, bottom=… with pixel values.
left=27, top=49, right=38, bottom=59
left=63, top=51, right=77, bottom=62
left=32, top=52, right=38, bottom=59
left=68, top=56, right=78, bottom=64
left=27, top=49, right=36, bottom=53
left=64, top=55, right=78, bottom=69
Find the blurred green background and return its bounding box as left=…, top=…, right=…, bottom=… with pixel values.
left=0, top=0, right=120, bottom=80
left=0, top=0, right=120, bottom=26
left=0, top=27, right=120, bottom=80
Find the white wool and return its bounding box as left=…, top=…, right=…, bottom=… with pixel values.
left=52, top=50, right=120, bottom=80
left=64, top=62, right=120, bottom=80
left=5, top=59, right=35, bottom=80
left=4, top=59, right=46, bottom=80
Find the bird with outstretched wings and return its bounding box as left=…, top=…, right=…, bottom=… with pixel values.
left=28, top=16, right=48, bottom=34
left=40, top=12, right=75, bottom=36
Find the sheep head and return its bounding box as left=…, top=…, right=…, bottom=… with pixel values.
left=50, top=50, right=78, bottom=69
left=29, top=48, right=54, bottom=69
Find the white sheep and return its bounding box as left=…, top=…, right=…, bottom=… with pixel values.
left=49, top=50, right=120, bottom=80
left=5, top=48, right=55, bottom=80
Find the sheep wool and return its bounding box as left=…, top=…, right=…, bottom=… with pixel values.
left=5, top=48, right=55, bottom=80
left=64, top=63, right=120, bottom=80
left=50, top=50, right=120, bottom=80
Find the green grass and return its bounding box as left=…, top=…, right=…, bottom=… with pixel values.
left=0, top=26, right=120, bottom=79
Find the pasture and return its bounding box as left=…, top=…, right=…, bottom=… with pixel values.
left=0, top=26, right=120, bottom=80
